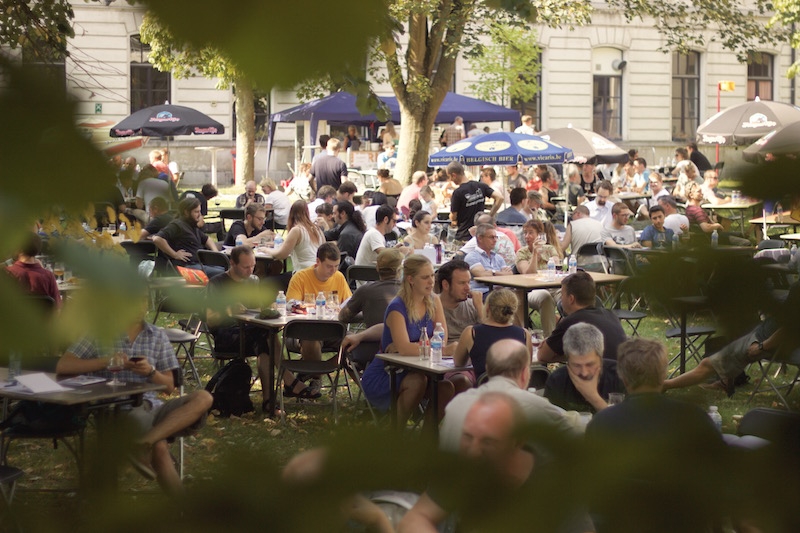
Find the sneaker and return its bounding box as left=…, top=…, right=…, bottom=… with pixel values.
left=309, top=378, right=322, bottom=396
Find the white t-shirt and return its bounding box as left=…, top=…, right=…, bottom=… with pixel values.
left=586, top=200, right=616, bottom=227
left=362, top=205, right=380, bottom=230
left=355, top=228, right=386, bottom=266
left=601, top=225, right=637, bottom=246
left=664, top=213, right=690, bottom=235
left=307, top=198, right=324, bottom=221
left=263, top=191, right=291, bottom=226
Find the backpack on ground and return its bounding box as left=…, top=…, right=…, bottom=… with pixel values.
left=205, top=358, right=254, bottom=417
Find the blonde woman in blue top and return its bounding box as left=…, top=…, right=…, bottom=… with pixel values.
left=361, top=254, right=453, bottom=427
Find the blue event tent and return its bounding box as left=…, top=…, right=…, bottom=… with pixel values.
left=265, top=92, right=521, bottom=166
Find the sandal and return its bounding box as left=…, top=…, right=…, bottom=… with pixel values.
left=283, top=378, right=322, bottom=400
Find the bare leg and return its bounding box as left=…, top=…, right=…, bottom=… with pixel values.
left=663, top=358, right=717, bottom=391
left=435, top=380, right=455, bottom=420
left=139, top=391, right=212, bottom=446
left=300, top=340, right=322, bottom=362
left=151, top=440, right=182, bottom=496
left=397, top=373, right=427, bottom=428
left=448, top=374, right=473, bottom=395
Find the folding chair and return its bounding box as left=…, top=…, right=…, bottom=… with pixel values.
left=197, top=250, right=230, bottom=272
left=346, top=265, right=380, bottom=285
left=218, top=208, right=245, bottom=234
left=610, top=277, right=648, bottom=336
left=747, top=347, right=800, bottom=410
left=120, top=240, right=157, bottom=268
left=152, top=294, right=204, bottom=386
left=575, top=242, right=608, bottom=273
left=276, top=320, right=347, bottom=422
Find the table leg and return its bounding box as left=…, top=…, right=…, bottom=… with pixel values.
left=388, top=366, right=398, bottom=429
left=430, top=376, right=440, bottom=440
left=514, top=288, right=528, bottom=328
left=680, top=308, right=687, bottom=375
left=267, top=331, right=278, bottom=416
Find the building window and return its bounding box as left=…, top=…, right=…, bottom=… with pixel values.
left=672, top=51, right=701, bottom=142
left=130, top=34, right=170, bottom=113
left=510, top=53, right=543, bottom=131
left=748, top=52, right=773, bottom=101
left=593, top=75, right=622, bottom=140
left=21, top=35, right=66, bottom=92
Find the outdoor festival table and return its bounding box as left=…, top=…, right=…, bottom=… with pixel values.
left=376, top=353, right=471, bottom=438
left=473, top=271, right=627, bottom=326
left=234, top=312, right=324, bottom=416
left=748, top=212, right=800, bottom=240
left=616, top=191, right=652, bottom=202
left=780, top=233, right=800, bottom=243
left=0, top=368, right=164, bottom=489
left=702, top=201, right=762, bottom=237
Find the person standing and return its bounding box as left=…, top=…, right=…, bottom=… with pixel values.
left=441, top=116, right=466, bottom=147
left=310, top=138, right=348, bottom=190
left=448, top=161, right=503, bottom=243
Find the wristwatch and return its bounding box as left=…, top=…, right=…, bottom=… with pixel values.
left=146, top=367, right=157, bottom=379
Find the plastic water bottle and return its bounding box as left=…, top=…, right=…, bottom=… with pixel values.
left=274, top=235, right=284, bottom=247
left=8, top=351, right=21, bottom=383
left=711, top=230, right=719, bottom=248
left=119, top=221, right=127, bottom=233
left=431, top=323, right=445, bottom=364
left=547, top=257, right=556, bottom=280
left=708, top=405, right=723, bottom=432
left=276, top=291, right=287, bottom=317
left=235, top=234, right=245, bottom=246
left=568, top=254, right=577, bottom=274
left=776, top=203, right=784, bottom=223
left=316, top=291, right=326, bottom=319
left=672, top=233, right=680, bottom=249
left=419, top=328, right=430, bottom=360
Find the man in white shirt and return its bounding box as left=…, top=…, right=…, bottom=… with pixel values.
left=584, top=180, right=616, bottom=227
left=513, top=115, right=536, bottom=136
left=658, top=195, right=690, bottom=236
left=355, top=205, right=409, bottom=266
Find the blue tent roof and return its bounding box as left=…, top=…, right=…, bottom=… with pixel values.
left=266, top=92, right=521, bottom=165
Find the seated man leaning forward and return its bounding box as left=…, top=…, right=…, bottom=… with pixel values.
left=55, top=298, right=212, bottom=496
left=206, top=246, right=317, bottom=412
left=544, top=322, right=626, bottom=413
left=537, top=271, right=627, bottom=364
left=286, top=242, right=353, bottom=395
left=663, top=282, right=800, bottom=396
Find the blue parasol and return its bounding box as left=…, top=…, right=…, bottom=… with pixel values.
left=428, top=131, right=573, bottom=167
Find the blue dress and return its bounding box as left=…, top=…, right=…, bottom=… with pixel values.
left=361, top=297, right=433, bottom=411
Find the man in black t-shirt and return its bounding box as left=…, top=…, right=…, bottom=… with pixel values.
left=153, top=197, right=224, bottom=277
left=223, top=204, right=269, bottom=246
left=537, top=271, right=627, bottom=363
left=448, top=161, right=503, bottom=242
left=140, top=197, right=174, bottom=240
left=310, top=138, right=348, bottom=190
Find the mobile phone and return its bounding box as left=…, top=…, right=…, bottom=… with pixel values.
left=129, top=356, right=145, bottom=363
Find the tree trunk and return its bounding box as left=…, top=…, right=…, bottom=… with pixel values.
left=234, top=77, right=255, bottom=186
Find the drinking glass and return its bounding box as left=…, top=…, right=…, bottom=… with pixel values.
left=530, top=329, right=543, bottom=362
left=608, top=392, right=625, bottom=406
left=107, top=352, right=125, bottom=386
left=537, top=234, right=547, bottom=245
left=304, top=293, right=315, bottom=316
left=53, top=262, right=65, bottom=283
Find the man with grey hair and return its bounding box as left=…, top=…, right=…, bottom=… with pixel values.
left=464, top=223, right=513, bottom=294
left=544, top=323, right=625, bottom=412
left=459, top=212, right=518, bottom=265
left=440, top=339, right=581, bottom=452
left=585, top=338, right=724, bottom=533
left=565, top=163, right=586, bottom=207
left=398, top=170, right=428, bottom=212
left=448, top=161, right=503, bottom=242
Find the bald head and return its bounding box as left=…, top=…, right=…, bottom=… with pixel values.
left=460, top=392, right=523, bottom=463
left=487, top=339, right=530, bottom=387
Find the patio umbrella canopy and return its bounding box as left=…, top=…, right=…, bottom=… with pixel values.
left=427, top=131, right=573, bottom=167
left=742, top=121, right=800, bottom=162
left=538, top=126, right=628, bottom=165
left=696, top=98, right=800, bottom=146
left=110, top=104, right=224, bottom=138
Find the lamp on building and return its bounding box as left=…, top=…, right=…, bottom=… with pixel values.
left=716, top=80, right=736, bottom=163
left=612, top=59, right=627, bottom=71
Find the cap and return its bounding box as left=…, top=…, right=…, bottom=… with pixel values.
left=376, top=248, right=403, bottom=274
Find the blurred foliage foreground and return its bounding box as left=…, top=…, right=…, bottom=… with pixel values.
left=3, top=60, right=800, bottom=532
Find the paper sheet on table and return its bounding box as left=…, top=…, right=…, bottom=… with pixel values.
left=15, top=373, right=71, bottom=393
